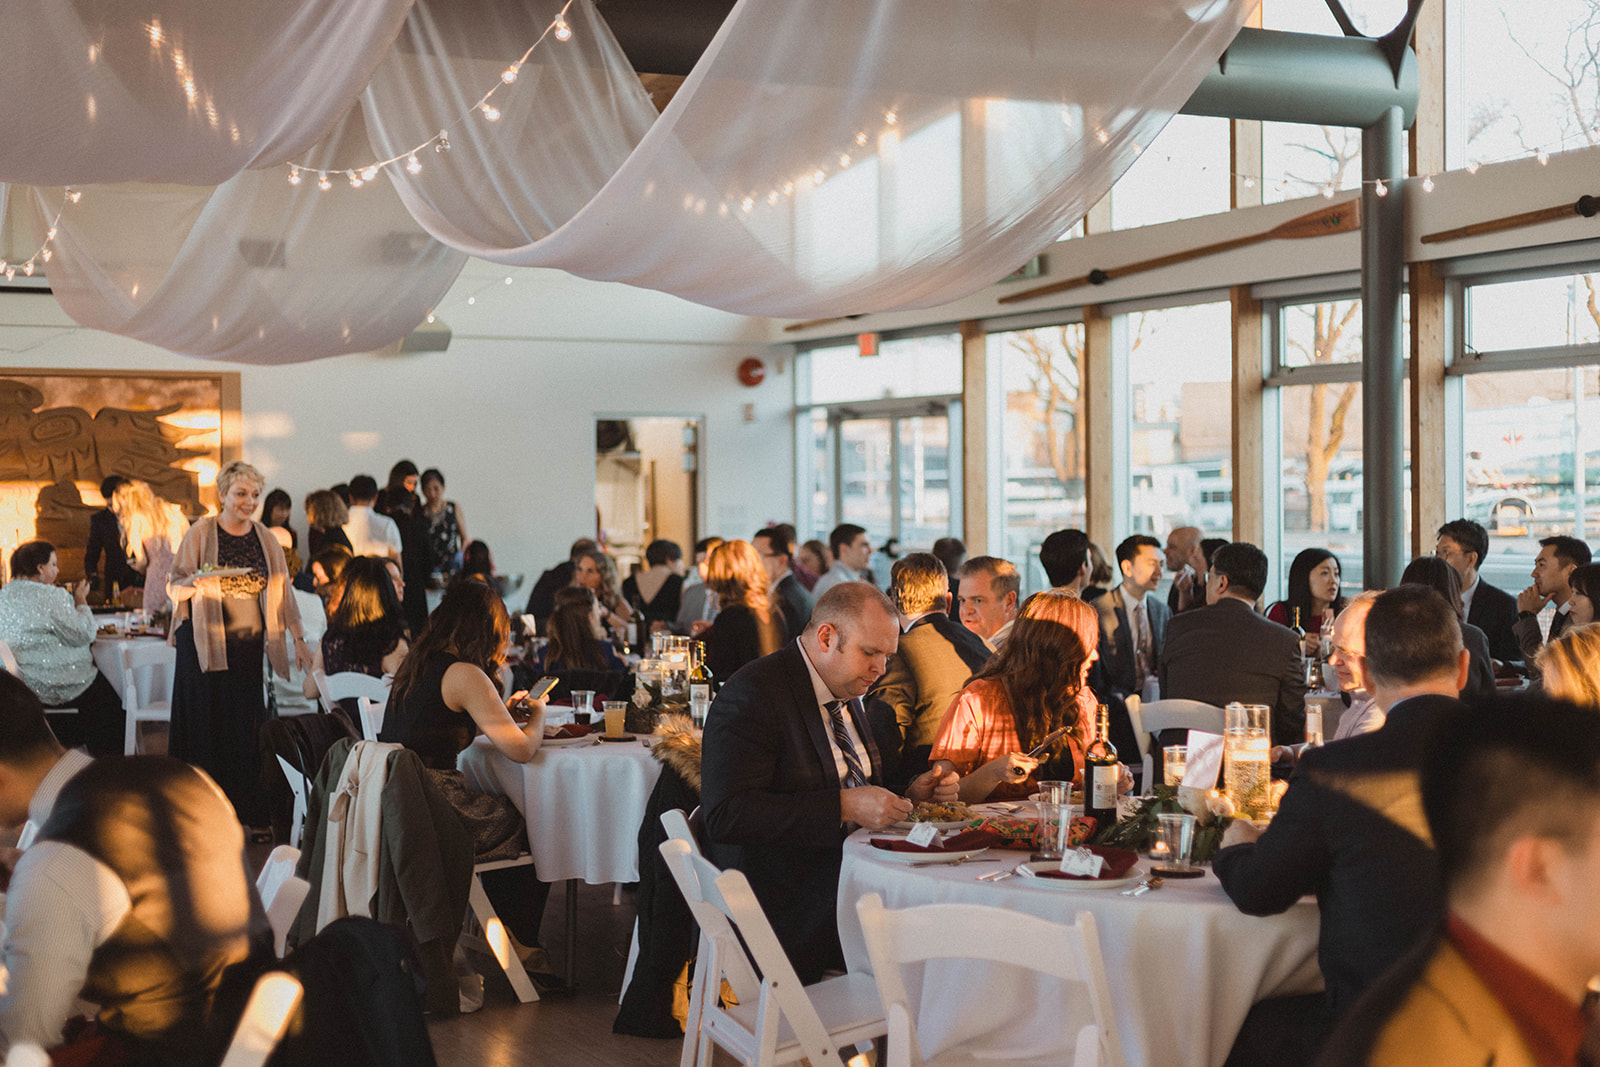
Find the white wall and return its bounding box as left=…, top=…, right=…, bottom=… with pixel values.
left=0, top=266, right=797, bottom=590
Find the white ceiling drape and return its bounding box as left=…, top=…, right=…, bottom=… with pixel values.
left=0, top=0, right=1254, bottom=362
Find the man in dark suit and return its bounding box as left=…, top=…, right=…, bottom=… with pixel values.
left=865, top=553, right=991, bottom=792
left=701, top=583, right=957, bottom=983
left=1212, top=585, right=1470, bottom=1066
left=1159, top=541, right=1306, bottom=745
left=753, top=526, right=815, bottom=640
left=1091, top=534, right=1170, bottom=698
left=1435, top=518, right=1519, bottom=664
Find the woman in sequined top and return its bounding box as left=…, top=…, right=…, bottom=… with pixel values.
left=167, top=460, right=308, bottom=830
left=0, top=540, right=126, bottom=755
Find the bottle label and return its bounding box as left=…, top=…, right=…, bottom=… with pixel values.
left=1091, top=764, right=1118, bottom=811
left=689, top=683, right=711, bottom=704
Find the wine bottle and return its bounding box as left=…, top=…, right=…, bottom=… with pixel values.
left=1084, top=703, right=1119, bottom=828
left=688, top=640, right=714, bottom=704
left=1290, top=606, right=1305, bottom=641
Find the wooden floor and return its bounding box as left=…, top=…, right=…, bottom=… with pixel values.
left=427, top=881, right=695, bottom=1067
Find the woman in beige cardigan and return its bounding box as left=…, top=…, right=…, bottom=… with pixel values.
left=168, top=460, right=310, bottom=832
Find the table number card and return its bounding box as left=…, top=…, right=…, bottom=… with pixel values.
left=1060, top=847, right=1105, bottom=878
left=906, top=821, right=940, bottom=848
left=1181, top=731, right=1225, bottom=789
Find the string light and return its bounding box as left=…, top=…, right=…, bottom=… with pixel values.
left=1374, top=179, right=1388, bottom=197
left=1537, top=149, right=1550, bottom=165
left=0, top=188, right=75, bottom=284
left=1421, top=174, right=1435, bottom=193
left=280, top=0, right=576, bottom=191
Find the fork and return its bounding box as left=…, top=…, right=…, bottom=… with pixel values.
left=1121, top=876, right=1166, bottom=896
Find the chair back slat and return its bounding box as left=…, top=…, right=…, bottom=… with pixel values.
left=657, top=839, right=760, bottom=1004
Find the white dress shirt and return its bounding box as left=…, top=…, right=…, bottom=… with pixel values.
left=1331, top=693, right=1385, bottom=741
left=796, top=639, right=873, bottom=786
left=1459, top=573, right=1479, bottom=619
left=342, top=505, right=403, bottom=560
left=811, top=562, right=863, bottom=601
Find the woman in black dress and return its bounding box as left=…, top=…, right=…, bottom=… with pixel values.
left=301, top=556, right=408, bottom=713
left=168, top=460, right=310, bottom=831
left=620, top=540, right=685, bottom=634
left=699, top=539, right=786, bottom=680
left=379, top=580, right=559, bottom=979
left=376, top=459, right=431, bottom=636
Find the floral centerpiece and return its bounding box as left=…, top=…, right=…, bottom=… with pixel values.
left=628, top=676, right=687, bottom=736
left=1092, top=784, right=1234, bottom=862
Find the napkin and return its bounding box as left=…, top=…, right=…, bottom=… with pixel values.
left=1031, top=845, right=1139, bottom=881
left=869, top=828, right=1002, bottom=854
left=544, top=723, right=594, bottom=739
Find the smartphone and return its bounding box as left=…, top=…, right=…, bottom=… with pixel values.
left=527, top=676, right=559, bottom=702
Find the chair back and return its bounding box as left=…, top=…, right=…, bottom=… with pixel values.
left=119, top=641, right=176, bottom=713
left=659, top=807, right=709, bottom=857
left=255, top=844, right=300, bottom=902
left=654, top=840, right=761, bottom=1023
left=275, top=755, right=309, bottom=849
left=856, top=893, right=1124, bottom=1067
left=1137, top=699, right=1225, bottom=738
left=217, top=972, right=304, bottom=1067
left=357, top=696, right=387, bottom=742
left=0, top=640, right=19, bottom=675
left=325, top=671, right=391, bottom=704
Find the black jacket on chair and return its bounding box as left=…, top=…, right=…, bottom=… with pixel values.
left=1212, top=693, right=1459, bottom=1028
left=700, top=640, right=883, bottom=985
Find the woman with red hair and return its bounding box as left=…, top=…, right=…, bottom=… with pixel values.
left=929, top=590, right=1106, bottom=801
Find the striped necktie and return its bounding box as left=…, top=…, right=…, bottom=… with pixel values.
left=826, top=699, right=869, bottom=789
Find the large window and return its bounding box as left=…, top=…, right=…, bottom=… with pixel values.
left=1127, top=301, right=1234, bottom=540
left=996, top=323, right=1086, bottom=592
left=1109, top=115, right=1231, bottom=230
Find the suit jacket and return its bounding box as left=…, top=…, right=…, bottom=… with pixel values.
left=700, top=640, right=884, bottom=984
left=1514, top=601, right=1575, bottom=670
left=1213, top=694, right=1459, bottom=1024
left=1465, top=578, right=1519, bottom=665
left=864, top=613, right=992, bottom=792
left=1460, top=622, right=1496, bottom=704
left=772, top=573, right=815, bottom=641
left=1319, top=936, right=1539, bottom=1067
left=1092, top=587, right=1169, bottom=696
left=1160, top=597, right=1307, bottom=745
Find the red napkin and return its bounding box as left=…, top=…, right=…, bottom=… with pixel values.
left=1032, top=845, right=1140, bottom=880
left=545, top=723, right=594, bottom=739
left=869, top=828, right=1002, bottom=854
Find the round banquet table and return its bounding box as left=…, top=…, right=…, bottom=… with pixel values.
left=836, top=832, right=1322, bottom=1067
left=457, top=733, right=662, bottom=885
left=90, top=634, right=172, bottom=701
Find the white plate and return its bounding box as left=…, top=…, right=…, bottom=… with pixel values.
left=1015, top=862, right=1146, bottom=890
left=540, top=735, right=597, bottom=748
left=890, top=819, right=972, bottom=832
left=866, top=845, right=990, bottom=866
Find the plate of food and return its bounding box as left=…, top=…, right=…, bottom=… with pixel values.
left=891, top=800, right=977, bottom=832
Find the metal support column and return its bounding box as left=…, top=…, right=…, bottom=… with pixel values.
left=1361, top=106, right=1406, bottom=590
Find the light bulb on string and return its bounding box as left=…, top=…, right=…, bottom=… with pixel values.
left=288, top=166, right=301, bottom=186
left=1243, top=176, right=1255, bottom=189
left=3, top=268, right=13, bottom=282
left=347, top=171, right=363, bottom=188
left=502, top=64, right=520, bottom=84
left=1421, top=175, right=1434, bottom=192
left=436, top=131, right=450, bottom=152
left=362, top=166, right=378, bottom=181
left=1537, top=149, right=1550, bottom=165
left=40, top=249, right=50, bottom=263
left=481, top=104, right=501, bottom=122
left=46, top=229, right=56, bottom=240
left=317, top=171, right=331, bottom=191
left=1321, top=184, right=1335, bottom=198
left=406, top=154, right=422, bottom=174
left=21, top=262, right=32, bottom=277
left=1466, top=161, right=1480, bottom=174
left=67, top=189, right=81, bottom=204
left=554, top=17, right=572, bottom=41
left=1374, top=179, right=1388, bottom=197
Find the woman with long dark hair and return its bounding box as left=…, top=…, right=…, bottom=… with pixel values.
left=572, top=545, right=633, bottom=641
left=379, top=581, right=559, bottom=979
left=376, top=459, right=430, bottom=635
left=300, top=556, right=408, bottom=701
left=929, top=590, right=1114, bottom=802
left=698, top=540, right=785, bottom=679
left=1267, top=547, right=1346, bottom=651
left=535, top=586, right=626, bottom=672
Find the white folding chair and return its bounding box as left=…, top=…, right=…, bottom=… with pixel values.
left=217, top=971, right=303, bottom=1067
left=275, top=755, right=309, bottom=850
left=855, top=893, right=1125, bottom=1067
left=322, top=670, right=389, bottom=708
left=658, top=838, right=885, bottom=1067
left=1136, top=699, right=1225, bottom=788
left=464, top=854, right=540, bottom=1004
left=0, top=640, right=78, bottom=720
left=255, top=845, right=309, bottom=959
left=119, top=642, right=175, bottom=754
left=357, top=696, right=387, bottom=742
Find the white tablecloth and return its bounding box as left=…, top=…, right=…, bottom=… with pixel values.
left=836, top=834, right=1322, bottom=1067
left=90, top=635, right=171, bottom=701
left=457, top=735, right=663, bottom=885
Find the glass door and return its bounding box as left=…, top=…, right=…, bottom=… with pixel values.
left=817, top=398, right=959, bottom=556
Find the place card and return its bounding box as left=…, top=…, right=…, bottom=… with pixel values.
left=1181, top=731, right=1225, bottom=789
left=1060, top=848, right=1105, bottom=878
left=906, top=822, right=940, bottom=848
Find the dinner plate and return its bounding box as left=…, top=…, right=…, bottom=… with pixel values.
left=540, top=735, right=597, bottom=748
left=1014, top=862, right=1146, bottom=890
left=867, top=845, right=990, bottom=866
left=890, top=819, right=972, bottom=832
left=189, top=567, right=253, bottom=580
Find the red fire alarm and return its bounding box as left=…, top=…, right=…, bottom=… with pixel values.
left=857, top=332, right=880, bottom=357
left=737, top=357, right=766, bottom=387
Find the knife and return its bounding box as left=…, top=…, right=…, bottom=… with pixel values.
left=1024, top=726, right=1072, bottom=760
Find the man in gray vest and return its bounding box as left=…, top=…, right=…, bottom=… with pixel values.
left=0, top=671, right=266, bottom=1063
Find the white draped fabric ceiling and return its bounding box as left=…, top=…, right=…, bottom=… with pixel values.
left=0, top=0, right=1254, bottom=363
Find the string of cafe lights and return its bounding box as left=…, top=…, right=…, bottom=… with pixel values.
left=280, top=0, right=578, bottom=192
left=0, top=188, right=79, bottom=283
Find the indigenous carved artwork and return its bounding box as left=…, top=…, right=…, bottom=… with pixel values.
left=0, top=372, right=234, bottom=579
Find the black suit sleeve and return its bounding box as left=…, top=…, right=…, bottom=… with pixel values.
left=864, top=653, right=916, bottom=792
left=700, top=678, right=845, bottom=850
left=1212, top=765, right=1331, bottom=916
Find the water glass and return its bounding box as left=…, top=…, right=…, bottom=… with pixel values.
left=1034, top=779, right=1072, bottom=804
left=570, top=689, right=595, bottom=725
left=1035, top=800, right=1069, bottom=861
left=1156, top=812, right=1198, bottom=871
left=1162, top=745, right=1188, bottom=787
left=603, top=700, right=628, bottom=738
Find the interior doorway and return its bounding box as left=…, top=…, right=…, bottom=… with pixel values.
left=595, top=416, right=701, bottom=574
